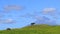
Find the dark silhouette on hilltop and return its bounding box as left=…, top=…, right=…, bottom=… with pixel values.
left=31, top=23, right=35, bottom=25
left=6, top=28, right=11, bottom=30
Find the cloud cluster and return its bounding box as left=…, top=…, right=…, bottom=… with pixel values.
left=42, top=8, right=56, bottom=14
left=34, top=16, right=57, bottom=25
left=3, top=5, right=23, bottom=11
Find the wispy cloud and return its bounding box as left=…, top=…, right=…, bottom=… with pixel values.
left=5, top=19, right=14, bottom=23
left=42, top=8, right=56, bottom=14
left=35, top=16, right=43, bottom=20
left=3, top=5, right=23, bottom=11
left=0, top=18, right=15, bottom=24
left=35, top=16, right=57, bottom=25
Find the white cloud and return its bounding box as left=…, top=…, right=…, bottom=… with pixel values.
left=42, top=8, right=56, bottom=14
left=3, top=5, right=23, bottom=11
left=5, top=19, right=13, bottom=23
left=0, top=19, right=15, bottom=24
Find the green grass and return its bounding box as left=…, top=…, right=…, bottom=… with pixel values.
left=0, top=24, right=60, bottom=34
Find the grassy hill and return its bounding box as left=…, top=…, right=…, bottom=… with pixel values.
left=0, top=24, right=60, bottom=34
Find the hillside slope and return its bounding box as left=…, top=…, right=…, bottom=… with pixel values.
left=0, top=24, right=60, bottom=34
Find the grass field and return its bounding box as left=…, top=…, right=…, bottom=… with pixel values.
left=0, top=24, right=60, bottom=34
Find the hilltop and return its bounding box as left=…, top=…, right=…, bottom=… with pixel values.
left=0, top=24, right=60, bottom=34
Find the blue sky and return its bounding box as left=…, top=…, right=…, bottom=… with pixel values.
left=0, top=0, right=60, bottom=30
